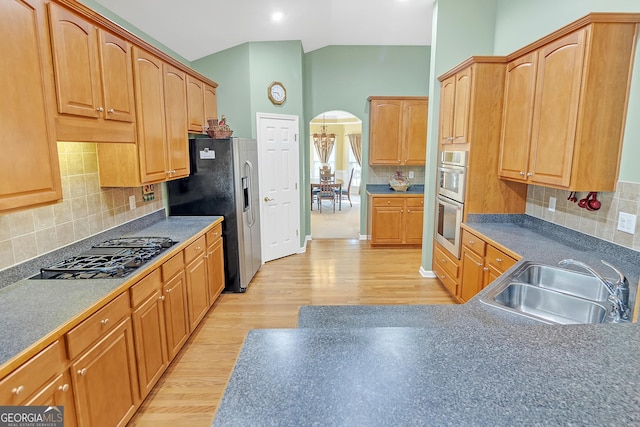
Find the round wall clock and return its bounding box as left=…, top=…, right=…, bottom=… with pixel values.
left=268, top=81, right=286, bottom=105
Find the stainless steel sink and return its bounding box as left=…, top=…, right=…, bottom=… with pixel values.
left=480, top=262, right=616, bottom=324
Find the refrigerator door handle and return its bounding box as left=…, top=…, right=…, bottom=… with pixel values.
left=244, top=160, right=256, bottom=227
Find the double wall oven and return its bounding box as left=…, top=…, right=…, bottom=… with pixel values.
left=435, top=151, right=467, bottom=259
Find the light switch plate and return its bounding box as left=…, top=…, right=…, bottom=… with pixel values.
left=617, top=212, right=637, bottom=234
left=548, top=197, right=556, bottom=212
left=129, top=195, right=136, bottom=211
left=408, top=171, right=415, bottom=179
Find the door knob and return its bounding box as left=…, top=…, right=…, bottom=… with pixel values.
left=264, top=197, right=274, bottom=202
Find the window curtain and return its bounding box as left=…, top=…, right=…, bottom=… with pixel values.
left=348, top=134, right=362, bottom=166
left=313, top=138, right=335, bottom=164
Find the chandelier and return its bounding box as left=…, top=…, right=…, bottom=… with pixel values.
left=312, top=114, right=336, bottom=147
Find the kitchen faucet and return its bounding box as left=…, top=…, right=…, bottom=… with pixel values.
left=557, top=259, right=630, bottom=322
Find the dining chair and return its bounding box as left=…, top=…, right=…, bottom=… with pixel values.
left=336, top=168, right=354, bottom=207
left=317, top=179, right=337, bottom=212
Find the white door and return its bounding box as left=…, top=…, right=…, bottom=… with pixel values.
left=257, top=113, right=300, bottom=262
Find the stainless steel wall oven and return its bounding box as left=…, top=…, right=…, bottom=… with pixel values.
left=435, top=151, right=467, bottom=258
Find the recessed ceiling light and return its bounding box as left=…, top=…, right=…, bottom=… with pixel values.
left=272, top=11, right=284, bottom=22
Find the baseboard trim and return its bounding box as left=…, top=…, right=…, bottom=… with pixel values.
left=420, top=267, right=436, bottom=278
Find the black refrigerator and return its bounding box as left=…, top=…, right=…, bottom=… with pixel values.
left=167, top=137, right=262, bottom=292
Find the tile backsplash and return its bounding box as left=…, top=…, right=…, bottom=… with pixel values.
left=0, top=142, right=164, bottom=271
left=367, top=166, right=426, bottom=185
left=526, top=181, right=640, bottom=252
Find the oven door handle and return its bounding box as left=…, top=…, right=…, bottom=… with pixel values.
left=438, top=166, right=465, bottom=175
left=437, top=195, right=464, bottom=209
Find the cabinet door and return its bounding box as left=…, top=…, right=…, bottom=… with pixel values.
left=499, top=52, right=538, bottom=182
left=26, top=371, right=77, bottom=427
left=529, top=30, right=586, bottom=187
left=185, top=254, right=210, bottom=331
left=72, top=318, right=139, bottom=427
left=98, top=31, right=135, bottom=122
left=163, top=271, right=190, bottom=361
left=48, top=3, right=101, bottom=119
left=371, top=206, right=403, bottom=244
left=404, top=199, right=424, bottom=244
left=132, top=288, right=168, bottom=399
left=460, top=247, right=484, bottom=302
left=204, top=83, right=218, bottom=124
left=403, top=99, right=428, bottom=165
left=439, top=75, right=455, bottom=144
left=133, top=47, right=168, bottom=183
left=163, top=64, right=189, bottom=179
left=207, top=237, right=225, bottom=305
left=483, top=265, right=502, bottom=290
left=452, top=67, right=472, bottom=144
left=1, top=0, right=62, bottom=212
left=187, top=76, right=205, bottom=133
left=369, top=99, right=403, bottom=164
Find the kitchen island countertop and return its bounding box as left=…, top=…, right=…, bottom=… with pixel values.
left=0, top=215, right=221, bottom=371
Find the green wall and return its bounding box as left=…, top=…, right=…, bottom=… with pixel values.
left=493, top=0, right=640, bottom=183
left=304, top=45, right=430, bottom=236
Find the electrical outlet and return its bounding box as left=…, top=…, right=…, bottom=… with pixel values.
left=408, top=171, right=415, bottom=179
left=129, top=195, right=136, bottom=210
left=617, top=212, right=637, bottom=234
left=548, top=197, right=556, bottom=212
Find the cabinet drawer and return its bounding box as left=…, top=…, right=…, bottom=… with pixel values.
left=0, top=341, right=66, bottom=405
left=206, top=223, right=222, bottom=246
left=461, top=230, right=486, bottom=257
left=406, top=197, right=424, bottom=207
left=184, top=235, right=206, bottom=264
left=130, top=268, right=162, bottom=308
left=162, top=252, right=184, bottom=281
left=434, top=243, right=459, bottom=279
left=433, top=261, right=458, bottom=297
left=485, top=245, right=517, bottom=274
left=66, top=291, right=131, bottom=359
left=372, top=197, right=404, bottom=207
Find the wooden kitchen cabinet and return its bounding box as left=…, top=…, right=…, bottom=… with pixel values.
left=432, top=240, right=460, bottom=297
left=161, top=253, right=190, bottom=361
left=204, top=82, right=218, bottom=124
left=369, top=195, right=424, bottom=246
left=67, top=292, right=139, bottom=427
left=206, top=223, right=226, bottom=305
left=48, top=2, right=136, bottom=143
left=499, top=16, right=640, bottom=191
left=368, top=97, right=428, bottom=165
left=1, top=0, right=62, bottom=213
left=163, top=63, right=190, bottom=179
left=187, top=76, right=205, bottom=133
left=439, top=67, right=471, bottom=145
left=458, top=229, right=518, bottom=302
left=131, top=269, right=168, bottom=400
left=184, top=236, right=210, bottom=331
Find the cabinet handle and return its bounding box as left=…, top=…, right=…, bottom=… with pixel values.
left=107, top=108, right=115, bottom=114
left=387, top=201, right=391, bottom=204
left=58, top=384, right=70, bottom=393
left=195, top=246, right=201, bottom=251
left=468, top=240, right=475, bottom=245
left=11, top=386, right=25, bottom=395
left=407, top=209, right=411, bottom=213
left=77, top=368, right=87, bottom=376
left=441, top=258, right=447, bottom=263
left=96, top=107, right=104, bottom=112
left=496, top=258, right=503, bottom=263
left=527, top=172, right=533, bottom=177
left=166, top=288, right=172, bottom=294
left=519, top=171, right=525, bottom=176
left=483, top=267, right=489, bottom=271
left=100, top=318, right=109, bottom=326
left=159, top=295, right=165, bottom=301
left=477, top=262, right=483, bottom=267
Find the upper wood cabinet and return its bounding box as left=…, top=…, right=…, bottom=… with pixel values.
left=187, top=76, right=205, bottom=133
left=204, top=83, right=218, bottom=125
left=48, top=2, right=136, bottom=143
left=163, top=64, right=190, bottom=179
left=368, top=96, right=428, bottom=165
left=1, top=0, right=62, bottom=214
left=499, top=16, right=640, bottom=191
left=439, top=67, right=472, bottom=145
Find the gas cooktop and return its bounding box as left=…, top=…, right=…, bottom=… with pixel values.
left=33, top=237, right=177, bottom=280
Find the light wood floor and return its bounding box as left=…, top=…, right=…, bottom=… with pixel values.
left=128, top=239, right=457, bottom=426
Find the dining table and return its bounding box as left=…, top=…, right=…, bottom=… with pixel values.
left=310, top=178, right=343, bottom=211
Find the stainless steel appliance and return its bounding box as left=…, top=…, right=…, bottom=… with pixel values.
left=435, top=150, right=467, bottom=259
left=166, top=137, right=261, bottom=293
left=34, top=237, right=176, bottom=279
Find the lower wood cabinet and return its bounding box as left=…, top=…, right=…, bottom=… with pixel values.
left=206, top=223, right=225, bottom=305
left=369, top=194, right=424, bottom=246
left=184, top=235, right=210, bottom=331
left=161, top=253, right=190, bottom=361
left=432, top=240, right=460, bottom=297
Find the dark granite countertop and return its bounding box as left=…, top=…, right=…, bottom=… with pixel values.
left=214, top=214, right=640, bottom=426
left=366, top=183, right=425, bottom=195
left=0, top=214, right=221, bottom=370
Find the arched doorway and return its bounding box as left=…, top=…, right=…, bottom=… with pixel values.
left=309, top=110, right=362, bottom=239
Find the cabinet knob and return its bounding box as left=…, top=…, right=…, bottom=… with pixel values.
left=166, top=288, right=172, bottom=294
left=196, top=246, right=201, bottom=251
left=100, top=318, right=109, bottom=326
left=11, top=386, right=25, bottom=395
left=477, top=262, right=483, bottom=267
left=468, top=240, right=475, bottom=245
left=77, top=368, right=87, bottom=376
left=407, top=209, right=411, bottom=213
left=107, top=108, right=115, bottom=114
left=496, top=258, right=503, bottom=263
left=519, top=171, right=525, bottom=176
left=387, top=201, right=391, bottom=204
left=441, top=258, right=447, bottom=263
left=159, top=295, right=165, bottom=301
left=96, top=107, right=104, bottom=112
left=58, top=384, right=70, bottom=393
left=483, top=267, right=489, bottom=271
left=527, top=172, right=533, bottom=177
